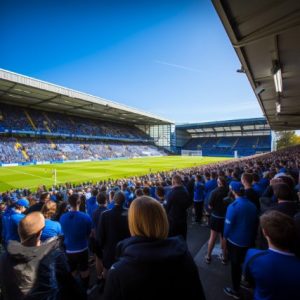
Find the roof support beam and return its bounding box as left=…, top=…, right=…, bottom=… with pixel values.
left=233, top=10, right=300, bottom=48
left=27, top=94, right=61, bottom=107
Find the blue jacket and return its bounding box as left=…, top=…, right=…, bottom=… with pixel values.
left=8, top=212, right=25, bottom=242
left=2, top=207, right=14, bottom=245
left=87, top=196, right=98, bottom=219
left=252, top=183, right=264, bottom=197
left=224, top=197, right=258, bottom=247
left=243, top=248, right=300, bottom=300
left=194, top=181, right=204, bottom=202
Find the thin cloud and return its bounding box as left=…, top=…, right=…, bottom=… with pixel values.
left=154, top=60, right=202, bottom=73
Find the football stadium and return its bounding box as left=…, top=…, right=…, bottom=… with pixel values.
left=0, top=1, right=300, bottom=300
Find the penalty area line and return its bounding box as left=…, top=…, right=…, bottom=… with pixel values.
left=3, top=167, right=59, bottom=183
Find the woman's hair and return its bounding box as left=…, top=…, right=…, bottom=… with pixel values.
left=54, top=201, right=68, bottom=220
left=156, top=186, right=165, bottom=199
left=41, top=200, right=57, bottom=219
left=128, top=196, right=169, bottom=239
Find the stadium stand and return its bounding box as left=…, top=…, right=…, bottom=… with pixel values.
left=0, top=69, right=174, bottom=167
left=177, top=118, right=272, bottom=157
left=0, top=137, right=166, bottom=164
left=0, top=104, right=150, bottom=140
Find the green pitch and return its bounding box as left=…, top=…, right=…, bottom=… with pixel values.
left=0, top=156, right=229, bottom=192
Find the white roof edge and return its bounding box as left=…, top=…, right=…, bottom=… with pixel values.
left=0, top=68, right=173, bottom=124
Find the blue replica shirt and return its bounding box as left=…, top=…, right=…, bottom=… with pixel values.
left=107, top=200, right=115, bottom=210
left=60, top=211, right=92, bottom=252
left=224, top=197, right=258, bottom=247
left=41, top=219, right=62, bottom=241
left=204, top=179, right=218, bottom=201
left=259, top=178, right=269, bottom=190
left=150, top=186, right=156, bottom=198
left=243, top=248, right=300, bottom=300
left=8, top=212, right=25, bottom=242
left=252, top=183, right=264, bottom=197
left=87, top=196, right=98, bottom=218
left=164, top=186, right=172, bottom=197
left=2, top=207, right=14, bottom=245
left=194, top=181, right=204, bottom=202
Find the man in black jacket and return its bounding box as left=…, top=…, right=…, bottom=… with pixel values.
left=0, top=212, right=84, bottom=300
left=25, top=192, right=50, bottom=214
left=241, top=173, right=260, bottom=211
left=96, top=191, right=130, bottom=278
left=166, top=174, right=192, bottom=240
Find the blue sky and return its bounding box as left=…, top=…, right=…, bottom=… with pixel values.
left=0, top=0, right=263, bottom=124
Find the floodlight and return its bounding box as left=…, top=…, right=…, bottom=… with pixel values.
left=272, top=61, right=283, bottom=93
left=276, top=101, right=281, bottom=113
left=236, top=66, right=245, bottom=73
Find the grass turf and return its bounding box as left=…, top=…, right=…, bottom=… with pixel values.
left=0, top=156, right=229, bottom=192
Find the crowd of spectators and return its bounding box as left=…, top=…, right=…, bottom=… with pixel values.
left=0, top=145, right=300, bottom=299
left=0, top=104, right=149, bottom=139
left=0, top=137, right=166, bottom=164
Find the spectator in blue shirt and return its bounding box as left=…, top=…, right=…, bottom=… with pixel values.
left=1, top=198, right=16, bottom=247
left=0, top=201, right=6, bottom=245
left=204, top=172, right=218, bottom=224
left=252, top=173, right=264, bottom=197
left=86, top=189, right=98, bottom=218
left=121, top=183, right=131, bottom=207
left=224, top=182, right=258, bottom=299
left=243, top=211, right=300, bottom=300
left=8, top=199, right=29, bottom=242
left=60, top=193, right=92, bottom=291
left=193, top=175, right=205, bottom=224
left=40, top=200, right=62, bottom=241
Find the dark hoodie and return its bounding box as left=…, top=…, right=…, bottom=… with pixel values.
left=104, top=236, right=206, bottom=300
left=0, top=237, right=85, bottom=300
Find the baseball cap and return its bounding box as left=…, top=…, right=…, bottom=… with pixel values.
left=16, top=199, right=30, bottom=208
left=230, top=181, right=244, bottom=193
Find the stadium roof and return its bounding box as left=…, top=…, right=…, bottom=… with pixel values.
left=212, top=0, right=300, bottom=131
left=176, top=117, right=270, bottom=137
left=0, top=69, right=173, bottom=126
left=177, top=117, right=269, bottom=129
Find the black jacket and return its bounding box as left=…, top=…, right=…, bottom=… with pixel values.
left=269, top=201, right=299, bottom=218
left=97, top=205, right=130, bottom=269
left=208, top=186, right=229, bottom=217
left=0, top=237, right=85, bottom=300
left=166, top=185, right=191, bottom=239
left=166, top=185, right=191, bottom=224
left=25, top=202, right=44, bottom=214
left=245, top=188, right=260, bottom=211
left=104, top=236, right=206, bottom=300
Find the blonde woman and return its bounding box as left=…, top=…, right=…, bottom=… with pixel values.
left=104, top=196, right=206, bottom=300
